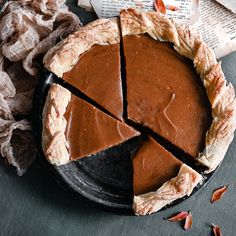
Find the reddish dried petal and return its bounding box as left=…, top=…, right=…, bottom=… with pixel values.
left=212, top=224, right=222, bottom=236
left=184, top=211, right=192, bottom=231
left=166, top=5, right=179, bottom=11
left=211, top=185, right=228, bottom=203
left=167, top=211, right=188, bottom=221
left=154, top=0, right=166, bottom=14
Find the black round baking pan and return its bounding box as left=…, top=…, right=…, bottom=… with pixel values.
left=31, top=69, right=219, bottom=214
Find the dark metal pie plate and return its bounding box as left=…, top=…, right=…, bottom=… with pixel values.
left=32, top=70, right=218, bottom=214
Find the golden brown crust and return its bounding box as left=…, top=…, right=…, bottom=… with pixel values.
left=120, top=8, right=236, bottom=174
left=43, top=18, right=120, bottom=77
left=42, top=84, right=71, bottom=165
left=133, top=164, right=203, bottom=215
left=120, top=8, right=179, bottom=44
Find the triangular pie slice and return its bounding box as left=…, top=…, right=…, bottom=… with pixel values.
left=44, top=18, right=123, bottom=120
left=133, top=137, right=202, bottom=215
left=120, top=9, right=211, bottom=159
left=42, top=84, right=139, bottom=165
left=120, top=9, right=236, bottom=173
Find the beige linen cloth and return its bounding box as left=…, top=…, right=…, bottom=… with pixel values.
left=0, top=0, right=81, bottom=175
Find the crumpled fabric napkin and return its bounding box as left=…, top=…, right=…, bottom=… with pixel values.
left=0, top=0, right=81, bottom=175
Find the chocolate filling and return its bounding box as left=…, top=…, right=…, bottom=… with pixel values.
left=49, top=32, right=212, bottom=197
left=122, top=34, right=212, bottom=158
left=64, top=94, right=138, bottom=160
left=63, top=44, right=123, bottom=121
left=133, top=136, right=182, bottom=195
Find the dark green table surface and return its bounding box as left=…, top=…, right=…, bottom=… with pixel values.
left=1, top=1, right=236, bottom=235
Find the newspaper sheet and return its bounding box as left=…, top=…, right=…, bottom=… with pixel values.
left=84, top=0, right=236, bottom=58
left=91, top=0, right=199, bottom=25
left=215, top=0, right=236, bottom=14
left=198, top=0, right=236, bottom=58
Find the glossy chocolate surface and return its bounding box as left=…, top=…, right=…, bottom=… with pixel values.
left=133, top=137, right=182, bottom=195
left=64, top=94, right=138, bottom=160
left=123, top=34, right=212, bottom=158
left=63, top=44, right=123, bottom=120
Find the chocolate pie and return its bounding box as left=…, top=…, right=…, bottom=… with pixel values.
left=63, top=43, right=123, bottom=120
left=119, top=8, right=236, bottom=173
left=133, top=137, right=202, bottom=215
left=42, top=84, right=139, bottom=165
left=42, top=8, right=236, bottom=215
left=44, top=18, right=123, bottom=120
left=122, top=34, right=211, bottom=158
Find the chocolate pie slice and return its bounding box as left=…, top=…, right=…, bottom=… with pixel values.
left=44, top=18, right=123, bottom=120
left=120, top=8, right=236, bottom=172
left=42, top=84, right=139, bottom=165
left=133, top=137, right=202, bottom=215
left=121, top=11, right=211, bottom=159
left=122, top=34, right=211, bottom=158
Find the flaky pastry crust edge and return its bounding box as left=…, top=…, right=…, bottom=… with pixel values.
left=42, top=84, right=71, bottom=166
left=43, top=18, right=120, bottom=77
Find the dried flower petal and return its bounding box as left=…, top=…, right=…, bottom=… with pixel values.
left=166, top=5, right=179, bottom=11
left=167, top=211, right=188, bottom=221
left=184, top=211, right=192, bottom=231
left=212, top=224, right=222, bottom=236
left=211, top=185, right=228, bottom=203
left=154, top=0, right=166, bottom=14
